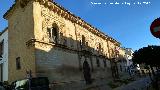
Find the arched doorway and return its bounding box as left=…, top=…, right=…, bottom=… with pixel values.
left=83, top=60, right=92, bottom=84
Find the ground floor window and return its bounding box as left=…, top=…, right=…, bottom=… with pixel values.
left=16, top=57, right=21, bottom=70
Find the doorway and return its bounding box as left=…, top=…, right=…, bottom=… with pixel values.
left=83, top=60, right=92, bottom=84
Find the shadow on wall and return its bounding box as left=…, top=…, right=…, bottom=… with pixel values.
left=26, top=29, right=116, bottom=83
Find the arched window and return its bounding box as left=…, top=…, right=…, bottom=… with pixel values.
left=47, top=25, right=58, bottom=43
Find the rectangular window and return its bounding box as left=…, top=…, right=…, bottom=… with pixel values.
left=16, top=57, right=21, bottom=70
left=82, top=35, right=85, bottom=46
left=0, top=40, right=4, bottom=58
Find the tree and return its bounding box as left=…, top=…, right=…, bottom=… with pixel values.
left=132, top=45, right=160, bottom=67
left=132, top=45, right=160, bottom=90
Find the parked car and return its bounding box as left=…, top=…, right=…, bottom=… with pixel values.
left=0, top=82, right=5, bottom=90
left=11, top=77, right=50, bottom=90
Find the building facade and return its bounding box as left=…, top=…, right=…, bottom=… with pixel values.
left=1, top=0, right=125, bottom=83
left=0, top=28, right=8, bottom=81
left=118, top=47, right=134, bottom=73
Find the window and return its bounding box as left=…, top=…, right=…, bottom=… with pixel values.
left=47, top=27, right=58, bottom=43
left=96, top=58, right=100, bottom=67
left=16, top=57, right=21, bottom=70
left=0, top=40, right=4, bottom=58
left=99, top=43, right=101, bottom=50
left=82, top=35, right=85, bottom=46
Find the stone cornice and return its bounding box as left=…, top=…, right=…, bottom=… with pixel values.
left=4, top=0, right=121, bottom=46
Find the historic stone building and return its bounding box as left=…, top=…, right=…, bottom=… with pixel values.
left=1, top=0, right=124, bottom=83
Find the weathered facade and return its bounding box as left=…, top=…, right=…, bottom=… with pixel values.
left=2, top=0, right=123, bottom=83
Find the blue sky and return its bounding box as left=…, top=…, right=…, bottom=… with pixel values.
left=0, top=0, right=160, bottom=50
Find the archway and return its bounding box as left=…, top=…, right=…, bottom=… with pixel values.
left=83, top=60, right=92, bottom=84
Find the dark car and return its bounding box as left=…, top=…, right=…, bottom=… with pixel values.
left=11, top=77, right=50, bottom=90
left=0, top=82, right=5, bottom=90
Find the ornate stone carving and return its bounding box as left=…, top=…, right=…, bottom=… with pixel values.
left=34, top=0, right=50, bottom=5
left=41, top=6, right=66, bottom=43
left=41, top=6, right=65, bottom=28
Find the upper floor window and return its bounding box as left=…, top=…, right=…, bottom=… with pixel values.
left=47, top=26, right=58, bottom=43
left=82, top=35, right=85, bottom=46
left=0, top=40, right=4, bottom=58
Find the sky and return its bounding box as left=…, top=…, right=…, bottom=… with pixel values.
left=0, top=0, right=160, bottom=51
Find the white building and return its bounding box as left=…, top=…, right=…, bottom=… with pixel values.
left=118, top=47, right=134, bottom=73
left=0, top=28, right=8, bottom=81
left=125, top=48, right=134, bottom=67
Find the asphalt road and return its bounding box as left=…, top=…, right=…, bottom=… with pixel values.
left=114, top=76, right=151, bottom=90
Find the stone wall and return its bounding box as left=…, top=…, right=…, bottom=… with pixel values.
left=7, top=1, right=36, bottom=83
left=33, top=1, right=116, bottom=83
left=35, top=43, right=80, bottom=82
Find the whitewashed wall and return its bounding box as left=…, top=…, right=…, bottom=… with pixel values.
left=0, top=29, right=8, bottom=81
